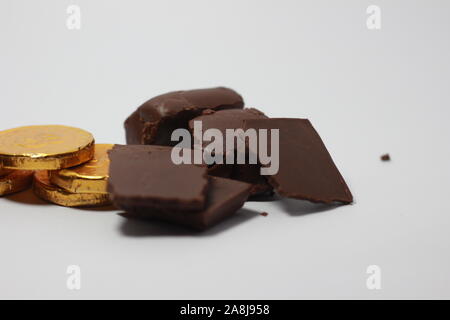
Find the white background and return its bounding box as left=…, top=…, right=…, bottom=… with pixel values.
left=1, top=0, right=450, bottom=299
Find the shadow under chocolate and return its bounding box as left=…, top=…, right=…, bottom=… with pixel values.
left=275, top=198, right=343, bottom=217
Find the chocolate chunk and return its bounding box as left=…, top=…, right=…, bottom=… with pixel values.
left=125, top=87, right=244, bottom=146
left=108, top=145, right=209, bottom=210
left=208, top=162, right=272, bottom=197
left=189, top=108, right=269, bottom=195
left=244, top=118, right=353, bottom=204
left=121, top=177, right=252, bottom=230
left=230, top=163, right=273, bottom=196
left=124, top=110, right=146, bottom=145
left=381, top=154, right=391, bottom=161
left=189, top=108, right=267, bottom=152
left=260, top=212, right=269, bottom=217
left=207, top=163, right=234, bottom=178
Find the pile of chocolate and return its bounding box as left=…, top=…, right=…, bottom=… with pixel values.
left=0, top=87, right=353, bottom=231
left=109, top=87, right=353, bottom=230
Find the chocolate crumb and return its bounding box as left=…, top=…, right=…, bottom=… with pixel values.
left=260, top=212, right=269, bottom=217
left=381, top=154, right=391, bottom=161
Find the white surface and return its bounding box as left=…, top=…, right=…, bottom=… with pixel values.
left=1, top=0, right=450, bottom=299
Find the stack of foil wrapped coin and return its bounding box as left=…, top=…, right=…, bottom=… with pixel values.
left=0, top=125, right=113, bottom=207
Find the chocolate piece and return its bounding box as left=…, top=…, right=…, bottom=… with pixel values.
left=244, top=118, right=353, bottom=204
left=208, top=163, right=272, bottom=196
left=125, top=87, right=244, bottom=146
left=381, top=154, right=391, bottom=161
left=108, top=145, right=209, bottom=210
left=190, top=108, right=269, bottom=195
left=208, top=164, right=234, bottom=178
left=122, top=177, right=252, bottom=230
left=230, top=163, right=273, bottom=196
left=124, top=110, right=146, bottom=145
left=260, top=212, right=269, bottom=217
left=189, top=108, right=267, bottom=152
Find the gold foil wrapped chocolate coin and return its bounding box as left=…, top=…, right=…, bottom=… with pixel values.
left=0, top=170, right=34, bottom=196
left=0, top=165, right=12, bottom=177
left=50, top=144, right=113, bottom=194
left=0, top=125, right=95, bottom=170
left=33, top=171, right=111, bottom=207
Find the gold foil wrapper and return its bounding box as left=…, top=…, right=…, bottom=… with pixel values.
left=0, top=125, right=95, bottom=170
left=33, top=171, right=111, bottom=207
left=0, top=165, right=12, bottom=177
left=0, top=170, right=34, bottom=196
left=50, top=144, right=113, bottom=194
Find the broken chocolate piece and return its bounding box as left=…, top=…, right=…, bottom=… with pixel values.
left=189, top=108, right=267, bottom=152
left=230, top=163, right=273, bottom=196
left=208, top=162, right=272, bottom=197
left=125, top=87, right=244, bottom=146
left=121, top=177, right=252, bottom=230
left=243, top=118, right=353, bottom=204
left=124, top=110, right=146, bottom=145
left=108, top=145, right=209, bottom=210
left=208, top=163, right=234, bottom=178
left=190, top=108, right=270, bottom=195
left=381, top=154, right=391, bottom=161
